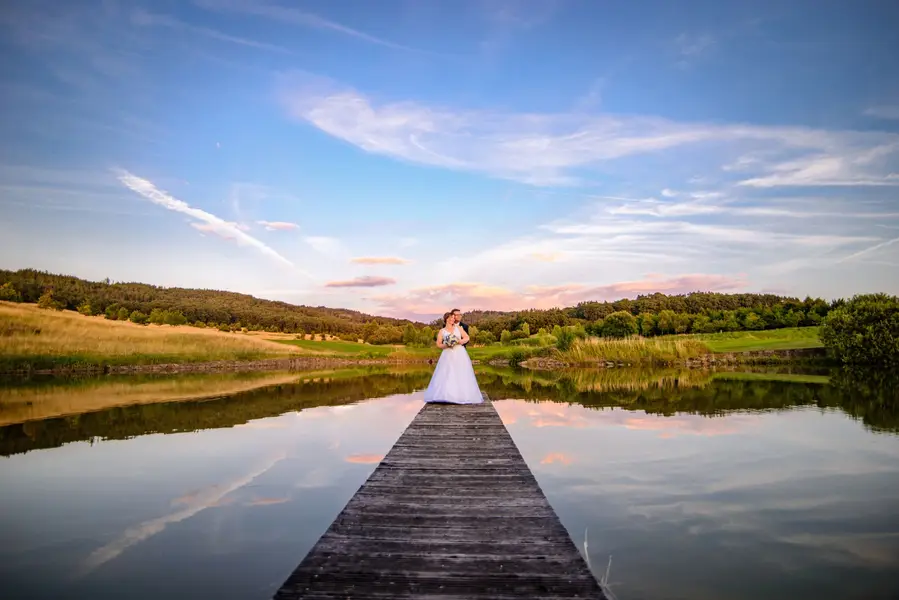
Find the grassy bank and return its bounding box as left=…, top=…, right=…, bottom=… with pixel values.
left=0, top=302, right=301, bottom=372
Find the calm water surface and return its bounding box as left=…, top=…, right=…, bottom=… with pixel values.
left=1, top=367, right=898, bottom=600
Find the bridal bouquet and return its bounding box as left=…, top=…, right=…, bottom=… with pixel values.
left=442, top=332, right=460, bottom=348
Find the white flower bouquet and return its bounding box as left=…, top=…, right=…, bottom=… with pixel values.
left=442, top=332, right=460, bottom=348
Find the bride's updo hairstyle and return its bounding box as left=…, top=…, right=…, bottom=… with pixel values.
left=443, top=311, right=453, bottom=324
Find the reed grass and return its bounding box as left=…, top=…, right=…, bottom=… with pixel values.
left=0, top=301, right=301, bottom=370
left=560, top=335, right=710, bottom=364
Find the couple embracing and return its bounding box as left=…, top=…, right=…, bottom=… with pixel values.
left=423, top=308, right=484, bottom=405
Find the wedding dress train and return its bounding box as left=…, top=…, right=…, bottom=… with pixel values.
left=423, top=325, right=484, bottom=404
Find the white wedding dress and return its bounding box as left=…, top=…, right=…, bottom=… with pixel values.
left=423, top=325, right=484, bottom=404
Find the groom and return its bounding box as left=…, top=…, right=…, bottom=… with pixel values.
left=451, top=308, right=470, bottom=346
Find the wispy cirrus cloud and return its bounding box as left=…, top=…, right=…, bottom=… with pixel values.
left=191, top=221, right=250, bottom=238
left=115, top=169, right=295, bottom=268
left=129, top=8, right=291, bottom=53
left=864, top=105, right=899, bottom=120
left=277, top=74, right=899, bottom=188
left=837, top=236, right=899, bottom=263
left=192, top=0, right=422, bottom=53
left=675, top=33, right=716, bottom=58
left=326, top=276, right=396, bottom=288
left=351, top=256, right=410, bottom=265
left=257, top=220, right=299, bottom=231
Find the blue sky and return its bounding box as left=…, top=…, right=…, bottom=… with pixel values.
left=1, top=0, right=898, bottom=321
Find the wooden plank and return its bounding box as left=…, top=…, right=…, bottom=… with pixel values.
left=274, top=398, right=607, bottom=599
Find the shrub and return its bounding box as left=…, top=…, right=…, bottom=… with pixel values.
left=508, top=348, right=528, bottom=367
left=472, top=330, right=496, bottom=345
left=555, top=328, right=576, bottom=351
left=129, top=311, right=149, bottom=325
left=37, top=290, right=63, bottom=311
left=820, top=293, right=899, bottom=366
left=602, top=311, right=637, bottom=338
left=0, top=282, right=21, bottom=302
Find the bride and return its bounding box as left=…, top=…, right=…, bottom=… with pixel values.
left=423, top=311, right=484, bottom=404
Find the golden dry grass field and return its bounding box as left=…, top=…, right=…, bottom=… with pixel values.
left=0, top=301, right=303, bottom=370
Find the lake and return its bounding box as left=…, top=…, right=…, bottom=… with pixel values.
left=1, top=366, right=898, bottom=600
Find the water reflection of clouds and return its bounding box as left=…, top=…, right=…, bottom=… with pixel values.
left=8, top=391, right=423, bottom=584
left=345, top=454, right=385, bottom=464
left=495, top=398, right=899, bottom=599
left=496, top=399, right=759, bottom=438
left=78, top=451, right=287, bottom=576
left=540, top=452, right=573, bottom=465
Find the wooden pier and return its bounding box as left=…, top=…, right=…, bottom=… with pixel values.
left=274, top=398, right=607, bottom=599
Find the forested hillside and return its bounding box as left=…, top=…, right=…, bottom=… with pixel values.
left=1, top=268, right=838, bottom=342
left=0, top=269, right=413, bottom=337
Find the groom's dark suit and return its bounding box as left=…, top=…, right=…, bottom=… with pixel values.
left=459, top=321, right=470, bottom=346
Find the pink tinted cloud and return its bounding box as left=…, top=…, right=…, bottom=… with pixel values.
left=352, top=256, right=411, bottom=265
left=372, top=273, right=747, bottom=319
left=190, top=221, right=251, bottom=240
left=257, top=220, right=299, bottom=231
left=325, top=276, right=397, bottom=288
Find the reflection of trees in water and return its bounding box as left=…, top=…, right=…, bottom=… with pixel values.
left=1, top=367, right=896, bottom=456
left=0, top=369, right=433, bottom=456
left=478, top=367, right=899, bottom=434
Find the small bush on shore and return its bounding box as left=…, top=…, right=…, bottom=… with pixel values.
left=820, top=293, right=899, bottom=366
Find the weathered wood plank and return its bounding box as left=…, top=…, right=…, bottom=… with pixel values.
left=274, top=398, right=606, bottom=599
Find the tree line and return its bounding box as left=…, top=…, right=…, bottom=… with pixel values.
left=453, top=292, right=837, bottom=340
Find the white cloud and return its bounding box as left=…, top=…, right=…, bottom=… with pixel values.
left=277, top=74, right=899, bottom=188
left=115, top=169, right=296, bottom=268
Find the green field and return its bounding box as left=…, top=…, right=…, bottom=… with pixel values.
left=671, top=326, right=823, bottom=353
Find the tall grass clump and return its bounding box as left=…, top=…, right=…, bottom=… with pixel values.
left=561, top=335, right=709, bottom=364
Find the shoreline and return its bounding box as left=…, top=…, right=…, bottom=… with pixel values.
left=0, top=347, right=831, bottom=376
